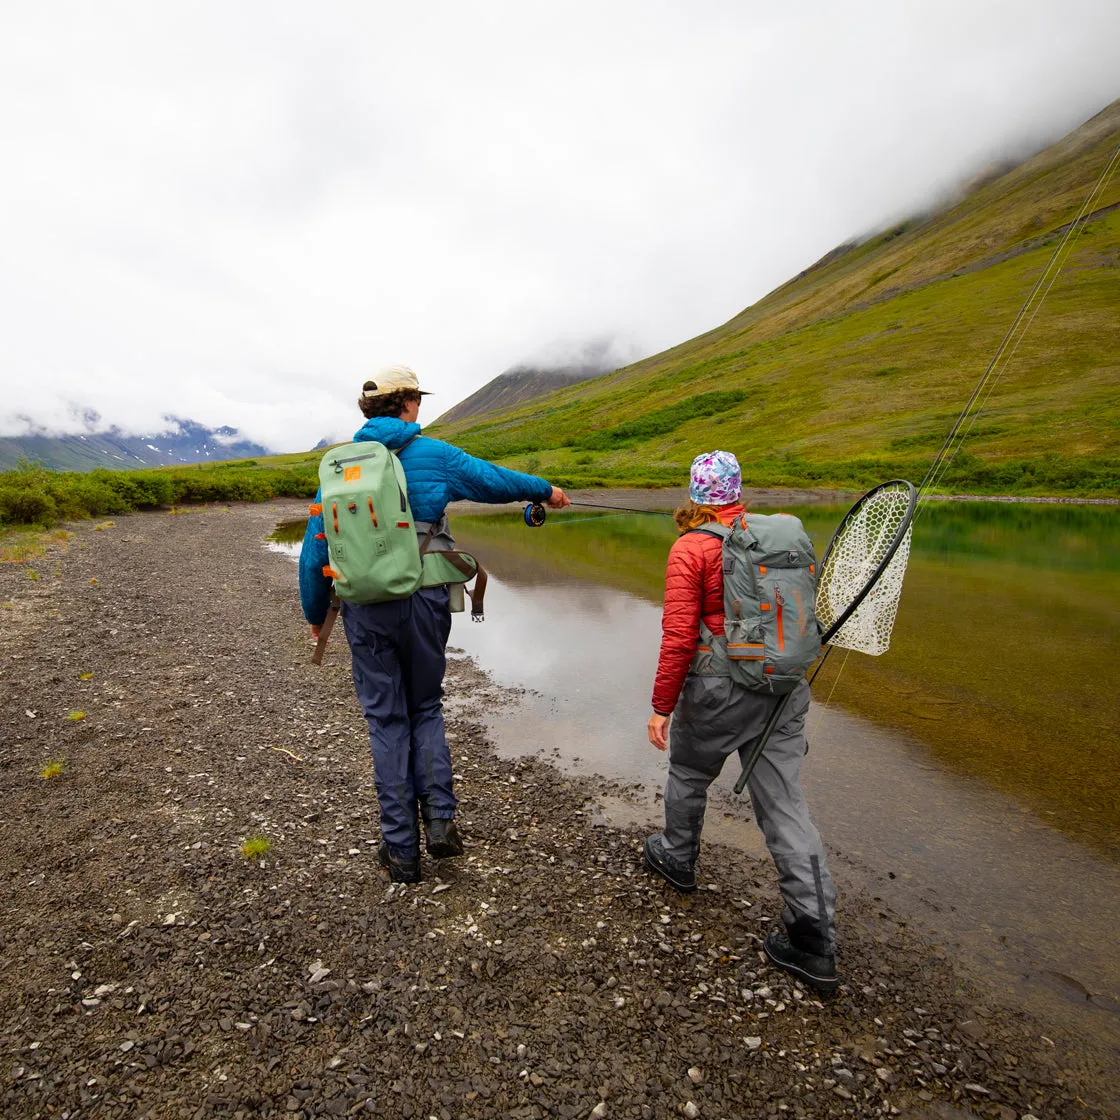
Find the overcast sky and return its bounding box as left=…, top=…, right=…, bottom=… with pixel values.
left=1, top=2, right=1117, bottom=452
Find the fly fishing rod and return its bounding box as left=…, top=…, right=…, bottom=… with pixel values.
left=522, top=500, right=671, bottom=526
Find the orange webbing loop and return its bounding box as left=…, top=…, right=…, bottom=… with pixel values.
left=368, top=497, right=377, bottom=526
left=331, top=503, right=339, bottom=533
left=309, top=502, right=323, bottom=516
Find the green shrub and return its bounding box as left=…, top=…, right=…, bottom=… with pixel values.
left=0, top=483, right=58, bottom=527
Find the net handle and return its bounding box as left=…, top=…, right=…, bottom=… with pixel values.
left=817, top=479, right=916, bottom=645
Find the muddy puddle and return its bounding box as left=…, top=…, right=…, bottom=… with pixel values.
left=272, top=499, right=1120, bottom=1055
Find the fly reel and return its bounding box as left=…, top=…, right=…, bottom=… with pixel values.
left=523, top=502, right=547, bottom=528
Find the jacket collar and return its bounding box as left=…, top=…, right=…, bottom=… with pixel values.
left=353, top=417, right=422, bottom=449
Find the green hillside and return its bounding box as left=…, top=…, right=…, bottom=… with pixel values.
left=429, top=101, right=1120, bottom=497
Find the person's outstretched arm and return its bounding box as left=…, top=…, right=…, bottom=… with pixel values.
left=444, top=443, right=569, bottom=508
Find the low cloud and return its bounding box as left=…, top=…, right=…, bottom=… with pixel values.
left=1, top=2, right=1117, bottom=454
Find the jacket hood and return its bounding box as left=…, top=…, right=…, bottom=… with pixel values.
left=353, top=417, right=422, bottom=448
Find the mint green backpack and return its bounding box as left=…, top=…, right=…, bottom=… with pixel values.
left=693, top=513, right=822, bottom=694
left=317, top=442, right=423, bottom=602
left=316, top=439, right=487, bottom=612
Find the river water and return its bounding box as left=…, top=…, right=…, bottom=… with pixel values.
left=272, top=496, right=1120, bottom=1054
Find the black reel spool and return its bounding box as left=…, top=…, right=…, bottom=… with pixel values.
left=523, top=502, right=547, bottom=528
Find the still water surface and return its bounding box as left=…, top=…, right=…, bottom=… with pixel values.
left=272, top=498, right=1120, bottom=1052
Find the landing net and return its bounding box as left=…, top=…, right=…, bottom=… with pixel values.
left=815, top=481, right=915, bottom=656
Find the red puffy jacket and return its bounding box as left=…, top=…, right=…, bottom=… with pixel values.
left=651, top=503, right=745, bottom=714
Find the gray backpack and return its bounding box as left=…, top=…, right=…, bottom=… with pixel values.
left=693, top=513, right=822, bottom=694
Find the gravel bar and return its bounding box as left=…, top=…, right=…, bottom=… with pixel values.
left=0, top=501, right=1113, bottom=1119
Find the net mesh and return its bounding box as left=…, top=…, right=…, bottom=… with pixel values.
left=815, top=484, right=913, bottom=656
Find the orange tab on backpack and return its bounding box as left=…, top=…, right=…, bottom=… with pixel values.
left=343, top=465, right=361, bottom=482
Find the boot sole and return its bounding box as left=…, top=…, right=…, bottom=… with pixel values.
left=426, top=840, right=464, bottom=859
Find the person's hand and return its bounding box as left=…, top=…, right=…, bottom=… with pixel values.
left=310, top=624, right=322, bottom=643
left=546, top=485, right=571, bottom=509
left=648, top=712, right=670, bottom=751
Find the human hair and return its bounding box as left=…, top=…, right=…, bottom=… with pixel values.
left=674, top=501, right=724, bottom=533
left=358, top=384, right=422, bottom=419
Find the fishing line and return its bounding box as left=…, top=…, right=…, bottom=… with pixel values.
left=916, top=139, right=1120, bottom=512
left=807, top=648, right=851, bottom=743
left=539, top=511, right=637, bottom=528
left=951, top=149, right=1119, bottom=456
left=793, top=146, right=1120, bottom=755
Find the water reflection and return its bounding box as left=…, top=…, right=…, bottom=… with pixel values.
left=451, top=501, right=1120, bottom=860
left=443, top=544, right=1120, bottom=1056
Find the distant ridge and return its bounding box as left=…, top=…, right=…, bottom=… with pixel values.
left=0, top=417, right=270, bottom=472
left=431, top=364, right=609, bottom=427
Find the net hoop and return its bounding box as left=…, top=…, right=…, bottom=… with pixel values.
left=816, top=479, right=916, bottom=653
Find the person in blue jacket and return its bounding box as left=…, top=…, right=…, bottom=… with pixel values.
left=299, top=365, right=570, bottom=883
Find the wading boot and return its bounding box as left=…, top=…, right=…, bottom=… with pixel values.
left=763, top=929, right=839, bottom=996
left=419, top=796, right=465, bottom=858
left=377, top=840, right=421, bottom=884
left=642, top=834, right=696, bottom=893
left=424, top=817, right=465, bottom=859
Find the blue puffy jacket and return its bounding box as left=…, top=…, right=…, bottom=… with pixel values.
left=299, top=417, right=552, bottom=625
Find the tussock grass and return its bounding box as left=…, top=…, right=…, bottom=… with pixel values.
left=0, top=527, right=72, bottom=563
left=240, top=836, right=272, bottom=860
left=40, top=759, right=66, bottom=780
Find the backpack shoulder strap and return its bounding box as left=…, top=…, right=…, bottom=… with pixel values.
left=687, top=522, right=731, bottom=541
left=393, top=435, right=419, bottom=456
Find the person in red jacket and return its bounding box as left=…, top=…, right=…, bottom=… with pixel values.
left=644, top=450, right=839, bottom=995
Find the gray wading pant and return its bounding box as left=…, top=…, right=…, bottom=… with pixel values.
left=664, top=675, right=837, bottom=957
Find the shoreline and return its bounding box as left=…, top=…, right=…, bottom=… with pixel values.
left=1, top=500, right=1115, bottom=1118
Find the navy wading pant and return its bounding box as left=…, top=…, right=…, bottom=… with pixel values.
left=342, top=587, right=456, bottom=858
left=663, top=676, right=837, bottom=957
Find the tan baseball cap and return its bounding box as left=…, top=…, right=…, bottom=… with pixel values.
left=361, top=364, right=431, bottom=398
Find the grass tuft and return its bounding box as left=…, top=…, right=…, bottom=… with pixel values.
left=240, top=836, right=272, bottom=860
left=40, top=759, right=66, bottom=780
left=66, top=710, right=86, bottom=721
